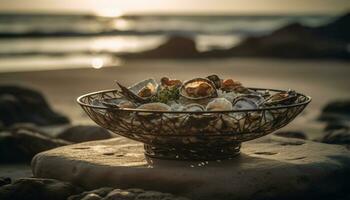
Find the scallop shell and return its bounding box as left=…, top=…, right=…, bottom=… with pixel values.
left=116, top=78, right=159, bottom=104
left=206, top=98, right=233, bottom=111
left=180, top=78, right=218, bottom=100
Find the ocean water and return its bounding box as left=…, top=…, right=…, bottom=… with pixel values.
left=0, top=13, right=335, bottom=72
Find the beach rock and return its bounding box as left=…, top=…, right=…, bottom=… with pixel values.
left=208, top=22, right=348, bottom=59
left=0, top=178, right=82, bottom=200
left=315, top=13, right=350, bottom=42
left=32, top=136, right=350, bottom=200
left=321, top=129, right=350, bottom=145
left=68, top=187, right=189, bottom=200
left=0, top=85, right=69, bottom=127
left=68, top=187, right=113, bottom=200
left=324, top=122, right=349, bottom=131
left=124, top=36, right=200, bottom=59
left=0, top=177, right=11, bottom=187
left=57, top=125, right=114, bottom=143
left=0, top=126, right=70, bottom=163
left=319, top=100, right=350, bottom=121
left=274, top=131, right=307, bottom=139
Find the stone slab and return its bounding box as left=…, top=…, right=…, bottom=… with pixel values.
left=32, top=136, right=350, bottom=200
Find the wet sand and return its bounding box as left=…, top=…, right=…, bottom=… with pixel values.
left=0, top=58, right=349, bottom=139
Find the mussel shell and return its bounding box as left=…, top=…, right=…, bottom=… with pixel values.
left=264, top=90, right=298, bottom=106
left=180, top=78, right=218, bottom=100
left=206, top=74, right=222, bottom=89
left=116, top=78, right=159, bottom=104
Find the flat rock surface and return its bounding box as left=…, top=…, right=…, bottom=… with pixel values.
left=32, top=136, right=350, bottom=200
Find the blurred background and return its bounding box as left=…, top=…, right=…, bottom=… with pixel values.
left=0, top=0, right=349, bottom=136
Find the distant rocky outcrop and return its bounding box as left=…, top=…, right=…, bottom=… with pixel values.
left=121, top=12, right=350, bottom=59
left=123, top=36, right=200, bottom=59
left=0, top=86, right=69, bottom=127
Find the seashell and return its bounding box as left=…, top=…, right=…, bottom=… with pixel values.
left=239, top=94, right=265, bottom=106
left=218, top=91, right=239, bottom=102
left=184, top=103, right=205, bottom=112
left=137, top=102, right=171, bottom=111
left=136, top=102, right=171, bottom=118
left=206, top=74, right=222, bottom=89
left=116, top=78, right=159, bottom=104
left=102, top=98, right=136, bottom=109
left=206, top=98, right=233, bottom=111
left=169, top=102, right=185, bottom=111
left=264, top=90, right=297, bottom=106
left=232, top=97, right=259, bottom=110
left=160, top=77, right=182, bottom=88
left=180, top=78, right=217, bottom=100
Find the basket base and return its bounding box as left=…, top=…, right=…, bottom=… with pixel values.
left=144, top=143, right=241, bottom=161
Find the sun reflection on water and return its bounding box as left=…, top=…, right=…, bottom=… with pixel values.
left=94, top=9, right=123, bottom=18
left=91, top=57, right=104, bottom=69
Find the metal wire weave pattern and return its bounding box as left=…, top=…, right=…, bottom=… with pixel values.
left=77, top=88, right=311, bottom=160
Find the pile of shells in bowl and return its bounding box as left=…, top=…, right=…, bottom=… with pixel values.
left=97, top=75, right=298, bottom=113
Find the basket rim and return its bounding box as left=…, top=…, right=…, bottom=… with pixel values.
left=77, top=87, right=312, bottom=113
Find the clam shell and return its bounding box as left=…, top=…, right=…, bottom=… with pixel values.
left=232, top=97, right=259, bottom=110
left=180, top=78, right=218, bottom=100
left=218, top=91, right=239, bottom=102
left=239, top=94, right=265, bottom=106
left=206, top=98, right=233, bottom=111
left=184, top=103, right=205, bottom=112
left=136, top=102, right=171, bottom=118
left=102, top=98, right=136, bottom=109
left=137, top=102, right=171, bottom=111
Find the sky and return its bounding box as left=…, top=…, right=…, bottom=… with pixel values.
left=0, top=0, right=349, bottom=15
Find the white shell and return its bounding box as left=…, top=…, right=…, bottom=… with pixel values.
left=137, top=102, right=171, bottom=111
left=169, top=103, right=185, bottom=111
left=206, top=98, right=233, bottom=111
left=232, top=97, right=258, bottom=110
left=184, top=104, right=205, bottom=112
left=218, top=91, right=239, bottom=103
left=102, top=98, right=136, bottom=108
left=239, top=94, right=265, bottom=106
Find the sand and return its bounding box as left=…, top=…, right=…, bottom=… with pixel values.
left=0, top=58, right=349, bottom=137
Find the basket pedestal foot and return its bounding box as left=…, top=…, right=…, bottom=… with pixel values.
left=144, top=143, right=241, bottom=161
